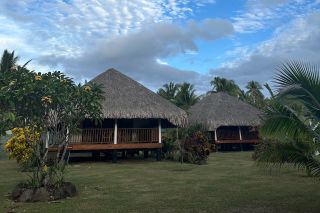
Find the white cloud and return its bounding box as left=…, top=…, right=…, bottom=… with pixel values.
left=156, top=58, right=169, bottom=65
left=210, top=11, right=320, bottom=89
left=232, top=0, right=317, bottom=33
left=37, top=19, right=233, bottom=92
left=0, top=0, right=215, bottom=56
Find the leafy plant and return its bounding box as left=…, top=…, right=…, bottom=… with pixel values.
left=4, top=127, right=40, bottom=169
left=163, top=125, right=211, bottom=164
left=256, top=61, right=320, bottom=177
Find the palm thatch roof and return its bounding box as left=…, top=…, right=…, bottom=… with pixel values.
left=91, top=68, right=187, bottom=127
left=188, top=92, right=261, bottom=130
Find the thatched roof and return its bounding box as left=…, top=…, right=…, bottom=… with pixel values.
left=91, top=68, right=187, bottom=127
left=188, top=92, right=261, bottom=130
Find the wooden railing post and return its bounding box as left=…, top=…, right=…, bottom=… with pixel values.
left=214, top=129, right=218, bottom=141
left=238, top=126, right=242, bottom=140
left=158, top=119, right=162, bottom=144
left=114, top=119, right=118, bottom=144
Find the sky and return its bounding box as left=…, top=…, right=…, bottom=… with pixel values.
left=1, top=0, right=320, bottom=94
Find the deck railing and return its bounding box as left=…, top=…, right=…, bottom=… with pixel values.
left=69, top=128, right=159, bottom=144
left=118, top=128, right=159, bottom=144
left=70, top=128, right=114, bottom=144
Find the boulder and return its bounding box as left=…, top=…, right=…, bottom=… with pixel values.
left=17, top=189, right=33, bottom=202
left=62, top=182, right=77, bottom=197
left=32, top=187, right=50, bottom=202
left=11, top=182, right=77, bottom=202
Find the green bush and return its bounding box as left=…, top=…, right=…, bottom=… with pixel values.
left=163, top=125, right=211, bottom=164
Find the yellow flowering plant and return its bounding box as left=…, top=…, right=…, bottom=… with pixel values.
left=5, top=127, right=40, bottom=165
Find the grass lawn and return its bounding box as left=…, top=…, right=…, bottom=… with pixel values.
left=1, top=152, right=320, bottom=213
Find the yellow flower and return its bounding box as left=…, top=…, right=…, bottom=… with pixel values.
left=9, top=80, right=16, bottom=86
left=43, top=165, right=48, bottom=172
left=84, top=85, right=91, bottom=92
left=41, top=96, right=52, bottom=104
left=5, top=127, right=40, bottom=164
left=35, top=75, right=42, bottom=81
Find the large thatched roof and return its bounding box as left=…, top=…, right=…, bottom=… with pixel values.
left=188, top=92, right=261, bottom=130
left=91, top=68, right=187, bottom=126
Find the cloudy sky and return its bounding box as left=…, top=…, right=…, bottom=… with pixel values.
left=1, top=0, right=320, bottom=94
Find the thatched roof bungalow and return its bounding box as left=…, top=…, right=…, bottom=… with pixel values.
left=68, top=68, right=187, bottom=161
left=188, top=92, right=261, bottom=150
left=91, top=68, right=187, bottom=127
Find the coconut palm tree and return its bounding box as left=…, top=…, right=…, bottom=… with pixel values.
left=0, top=50, right=19, bottom=72
left=256, top=61, right=320, bottom=177
left=210, top=77, right=241, bottom=97
left=157, top=82, right=179, bottom=103
left=175, top=82, right=198, bottom=110
left=264, top=83, right=274, bottom=98
left=245, top=81, right=265, bottom=108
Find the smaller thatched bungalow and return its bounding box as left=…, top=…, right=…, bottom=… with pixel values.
left=188, top=92, right=261, bottom=151
left=67, top=68, right=187, bottom=161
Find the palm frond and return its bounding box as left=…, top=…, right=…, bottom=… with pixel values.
left=255, top=140, right=320, bottom=177
left=260, top=101, right=314, bottom=141
left=275, top=61, right=320, bottom=119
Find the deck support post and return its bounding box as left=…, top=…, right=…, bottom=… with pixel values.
left=144, top=150, right=149, bottom=159
left=92, top=151, right=100, bottom=160
left=158, top=119, right=162, bottom=144
left=122, top=150, right=126, bottom=159
left=112, top=149, right=117, bottom=163
left=114, top=119, right=118, bottom=144
left=156, top=148, right=161, bottom=161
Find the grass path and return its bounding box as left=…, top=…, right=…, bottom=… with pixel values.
left=1, top=152, right=319, bottom=212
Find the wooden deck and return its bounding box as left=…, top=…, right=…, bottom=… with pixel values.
left=69, top=143, right=162, bottom=151
left=49, top=128, right=161, bottom=152
left=215, top=139, right=259, bottom=144
left=49, top=143, right=162, bottom=152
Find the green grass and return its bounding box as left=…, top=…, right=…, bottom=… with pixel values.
left=1, top=152, right=320, bottom=213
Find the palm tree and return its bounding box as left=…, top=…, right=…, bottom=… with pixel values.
left=264, top=83, right=274, bottom=98
left=245, top=81, right=265, bottom=108
left=175, top=83, right=198, bottom=110
left=0, top=50, right=19, bottom=72
left=256, top=61, right=320, bottom=177
left=157, top=82, right=179, bottom=103
left=210, top=77, right=241, bottom=97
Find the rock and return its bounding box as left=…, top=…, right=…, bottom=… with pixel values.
left=11, top=186, right=24, bottom=201
left=10, top=182, right=76, bottom=202
left=62, top=182, right=77, bottom=197
left=32, top=187, right=50, bottom=202
left=17, top=189, right=33, bottom=202
left=51, top=187, right=64, bottom=200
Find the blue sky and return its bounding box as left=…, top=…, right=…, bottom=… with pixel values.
left=1, top=0, right=320, bottom=94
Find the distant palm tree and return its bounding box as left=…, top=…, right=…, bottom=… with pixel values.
left=0, top=50, right=19, bottom=72
left=256, top=61, right=320, bottom=177
left=175, top=83, right=198, bottom=110
left=210, top=77, right=241, bottom=97
left=246, top=81, right=265, bottom=108
left=157, top=82, right=179, bottom=103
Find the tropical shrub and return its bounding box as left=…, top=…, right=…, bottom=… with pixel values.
left=5, top=127, right=40, bottom=168
left=163, top=125, right=211, bottom=164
